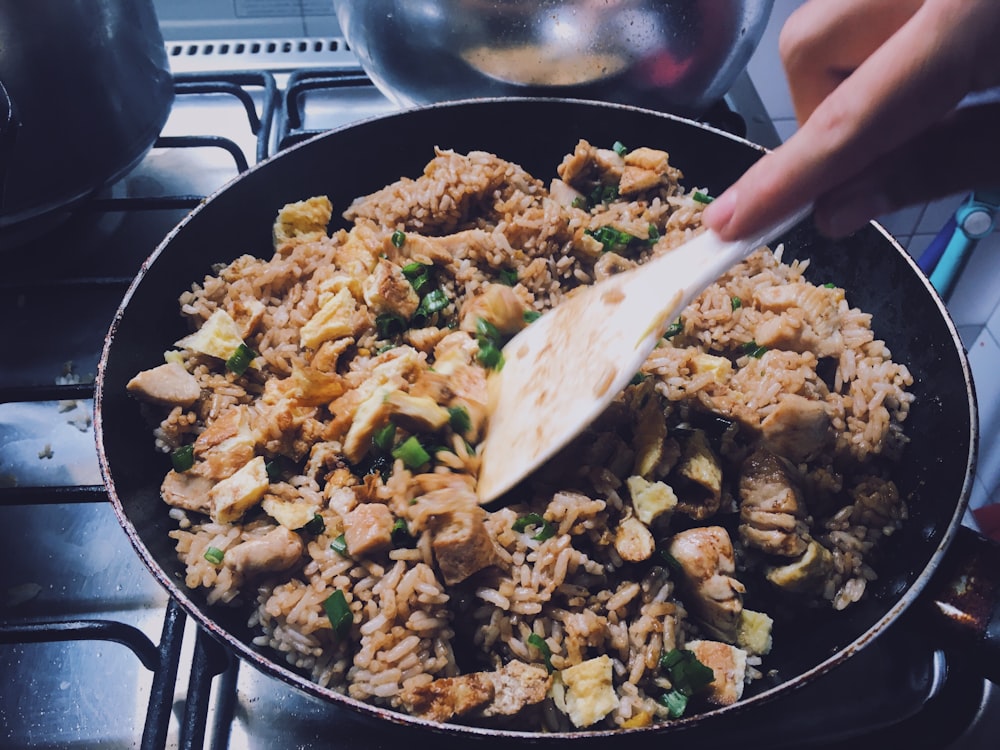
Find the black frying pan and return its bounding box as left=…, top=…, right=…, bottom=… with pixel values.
left=95, top=98, right=995, bottom=741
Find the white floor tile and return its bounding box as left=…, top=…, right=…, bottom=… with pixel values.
left=966, top=328, right=1000, bottom=496
left=941, top=231, right=1000, bottom=327
left=916, top=194, right=965, bottom=233
left=879, top=204, right=925, bottom=240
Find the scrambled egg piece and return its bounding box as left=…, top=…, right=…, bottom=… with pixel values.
left=175, top=309, right=248, bottom=362
left=626, top=475, right=677, bottom=526
left=209, top=456, right=269, bottom=524
left=272, top=195, right=332, bottom=246
left=737, top=609, right=774, bottom=656
left=690, top=352, right=733, bottom=382
left=559, top=654, right=619, bottom=728
left=262, top=496, right=321, bottom=531
left=300, top=287, right=357, bottom=350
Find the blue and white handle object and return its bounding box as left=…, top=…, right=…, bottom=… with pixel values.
left=920, top=190, right=1000, bottom=300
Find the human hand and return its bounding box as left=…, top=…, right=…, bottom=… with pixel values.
left=702, top=0, right=1000, bottom=240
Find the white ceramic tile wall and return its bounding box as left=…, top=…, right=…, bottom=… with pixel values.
left=745, top=1, right=1000, bottom=523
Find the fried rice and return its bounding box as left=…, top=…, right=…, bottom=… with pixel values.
left=127, top=139, right=914, bottom=730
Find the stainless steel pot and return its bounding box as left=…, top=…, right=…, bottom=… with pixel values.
left=0, top=0, right=174, bottom=231
left=333, top=0, right=773, bottom=115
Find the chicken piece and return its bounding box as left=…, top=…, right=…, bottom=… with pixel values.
left=459, top=283, right=528, bottom=337
left=752, top=282, right=845, bottom=358
left=673, top=430, right=722, bottom=520
left=738, top=449, right=810, bottom=558
left=592, top=248, right=637, bottom=281
left=759, top=393, right=833, bottom=463
left=626, top=475, right=677, bottom=526
left=399, top=671, right=495, bottom=723
left=127, top=362, right=201, bottom=408
left=401, top=228, right=493, bottom=267
left=548, top=178, right=585, bottom=208
left=556, top=139, right=596, bottom=187
left=558, top=654, right=619, bottom=728
left=300, top=287, right=360, bottom=350
left=160, top=469, right=214, bottom=514
left=615, top=515, right=656, bottom=562
left=765, top=539, right=834, bottom=594
left=618, top=146, right=671, bottom=196
left=231, top=297, right=267, bottom=338
left=684, top=640, right=748, bottom=707
left=272, top=195, right=332, bottom=247
left=332, top=347, right=422, bottom=458
left=615, top=512, right=655, bottom=562
left=342, top=502, right=394, bottom=557
left=384, top=391, right=450, bottom=432
left=225, top=525, right=303, bottom=578
left=667, top=526, right=744, bottom=642
left=209, top=456, right=270, bottom=524
left=431, top=506, right=502, bottom=585
left=481, top=660, right=552, bottom=718
left=333, top=221, right=383, bottom=280
left=194, top=404, right=257, bottom=480
left=362, top=257, right=420, bottom=319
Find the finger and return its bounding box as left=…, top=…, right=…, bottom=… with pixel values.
left=703, top=0, right=997, bottom=241
left=780, top=0, right=923, bottom=122
left=815, top=102, right=1000, bottom=237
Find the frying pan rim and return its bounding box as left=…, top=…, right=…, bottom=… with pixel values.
left=94, top=95, right=979, bottom=739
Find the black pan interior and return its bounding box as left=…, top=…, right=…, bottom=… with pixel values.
left=97, top=98, right=976, bottom=732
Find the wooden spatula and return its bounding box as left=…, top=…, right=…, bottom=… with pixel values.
left=476, top=206, right=812, bottom=503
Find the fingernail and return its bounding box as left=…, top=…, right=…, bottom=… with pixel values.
left=701, top=188, right=737, bottom=235
left=824, top=191, right=890, bottom=238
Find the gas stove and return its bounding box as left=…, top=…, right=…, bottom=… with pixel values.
left=1, top=39, right=997, bottom=750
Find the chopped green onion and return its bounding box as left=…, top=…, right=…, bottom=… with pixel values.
left=412, top=287, right=450, bottom=326
left=323, top=589, right=353, bottom=637
left=512, top=513, right=556, bottom=541
left=447, top=406, right=471, bottom=435
left=527, top=633, right=554, bottom=672
left=391, top=517, right=413, bottom=545
left=171, top=444, right=195, bottom=472
left=375, top=312, right=407, bottom=338
left=499, top=268, right=519, bottom=286
left=402, top=262, right=432, bottom=294
left=588, top=183, right=619, bottom=205
left=660, top=549, right=683, bottom=572
left=823, top=282, right=837, bottom=289
left=731, top=296, right=742, bottom=311
left=372, top=422, right=397, bottom=453
left=392, top=435, right=431, bottom=469
left=647, top=223, right=660, bottom=244
left=664, top=318, right=684, bottom=339
left=299, top=513, right=326, bottom=535
left=612, top=140, right=628, bottom=157
left=204, top=546, right=225, bottom=565
left=391, top=229, right=406, bottom=248
left=523, top=310, right=541, bottom=324
left=225, top=343, right=257, bottom=376
left=475, top=317, right=506, bottom=371
left=743, top=341, right=768, bottom=358
left=660, top=689, right=689, bottom=718
left=571, top=195, right=588, bottom=210
left=265, top=460, right=281, bottom=482
left=586, top=225, right=635, bottom=254
left=330, top=533, right=349, bottom=556
left=659, top=648, right=715, bottom=698
left=629, top=372, right=647, bottom=386
left=692, top=191, right=714, bottom=204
